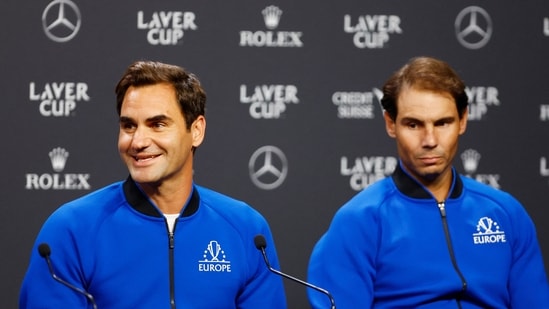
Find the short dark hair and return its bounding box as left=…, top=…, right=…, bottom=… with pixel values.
left=381, top=57, right=468, bottom=120
left=115, top=60, right=206, bottom=130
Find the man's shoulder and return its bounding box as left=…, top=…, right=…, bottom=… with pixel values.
left=338, top=177, right=397, bottom=214
left=195, top=185, right=261, bottom=215
left=460, top=175, right=513, bottom=199
left=64, top=181, right=124, bottom=207
left=459, top=175, right=523, bottom=210
left=43, top=181, right=125, bottom=230
left=195, top=185, right=248, bottom=207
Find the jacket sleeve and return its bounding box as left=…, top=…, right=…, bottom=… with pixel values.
left=307, top=203, right=378, bottom=309
left=19, top=207, right=92, bottom=309
left=236, top=221, right=287, bottom=309
left=506, top=196, right=549, bottom=308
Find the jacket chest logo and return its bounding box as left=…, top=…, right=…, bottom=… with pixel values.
left=472, top=216, right=506, bottom=244
left=198, top=240, right=232, bottom=272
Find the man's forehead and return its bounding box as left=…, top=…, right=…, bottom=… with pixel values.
left=397, top=89, right=457, bottom=117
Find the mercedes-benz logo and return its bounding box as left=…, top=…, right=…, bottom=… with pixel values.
left=42, top=0, right=81, bottom=43
left=455, top=6, right=492, bottom=50
left=248, top=145, right=288, bottom=190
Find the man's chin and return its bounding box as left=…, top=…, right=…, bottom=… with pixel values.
left=422, top=172, right=441, bottom=182
left=129, top=172, right=159, bottom=185
left=417, top=165, right=442, bottom=178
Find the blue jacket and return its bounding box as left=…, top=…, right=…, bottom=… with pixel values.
left=20, top=177, right=286, bottom=308
left=308, top=163, right=549, bottom=308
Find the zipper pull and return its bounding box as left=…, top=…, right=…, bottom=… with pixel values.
left=437, top=202, right=446, bottom=217
left=169, top=232, right=175, bottom=249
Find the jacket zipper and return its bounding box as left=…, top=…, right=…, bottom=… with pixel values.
left=437, top=201, right=467, bottom=308
left=167, top=220, right=176, bottom=309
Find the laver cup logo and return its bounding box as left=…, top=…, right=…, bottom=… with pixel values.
left=25, top=147, right=91, bottom=190
left=137, top=10, right=197, bottom=45
left=240, top=84, right=299, bottom=119
left=465, top=86, right=500, bottom=121
left=540, top=105, right=549, bottom=121
left=29, top=82, right=90, bottom=117
left=541, top=157, right=549, bottom=181
left=340, top=156, right=397, bottom=191
left=343, top=14, right=403, bottom=48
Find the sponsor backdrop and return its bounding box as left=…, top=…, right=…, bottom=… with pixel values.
left=1, top=0, right=548, bottom=307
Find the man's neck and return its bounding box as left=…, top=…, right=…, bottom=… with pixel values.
left=422, top=170, right=454, bottom=202
left=140, top=179, right=193, bottom=214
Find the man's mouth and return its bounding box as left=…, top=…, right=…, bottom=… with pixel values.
left=419, top=156, right=440, bottom=165
left=133, top=154, right=160, bottom=162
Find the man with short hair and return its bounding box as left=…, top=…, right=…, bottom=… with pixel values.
left=20, top=60, right=287, bottom=308
left=307, top=56, right=549, bottom=308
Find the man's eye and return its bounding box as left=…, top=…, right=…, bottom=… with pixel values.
left=121, top=123, right=135, bottom=130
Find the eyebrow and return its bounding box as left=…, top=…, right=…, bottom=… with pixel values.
left=399, top=116, right=456, bottom=124
left=147, top=115, right=171, bottom=123
left=119, top=116, right=132, bottom=124
left=119, top=115, right=172, bottom=123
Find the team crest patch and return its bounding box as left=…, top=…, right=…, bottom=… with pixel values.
left=472, top=217, right=506, bottom=244
left=198, top=240, right=232, bottom=272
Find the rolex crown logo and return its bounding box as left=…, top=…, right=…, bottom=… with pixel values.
left=461, top=148, right=481, bottom=174
left=49, top=147, right=69, bottom=172
left=262, top=5, right=283, bottom=30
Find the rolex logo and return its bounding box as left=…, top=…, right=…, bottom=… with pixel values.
left=49, top=147, right=69, bottom=172
left=240, top=5, right=303, bottom=48
left=461, top=149, right=481, bottom=174
left=26, top=147, right=91, bottom=190
left=262, top=5, right=282, bottom=29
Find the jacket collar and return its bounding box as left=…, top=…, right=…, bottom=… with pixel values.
left=391, top=162, right=463, bottom=200
left=122, top=176, right=200, bottom=217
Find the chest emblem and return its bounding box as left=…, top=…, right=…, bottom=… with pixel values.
left=472, top=216, right=506, bottom=244
left=198, top=240, right=232, bottom=272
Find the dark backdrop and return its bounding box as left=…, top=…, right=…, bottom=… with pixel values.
left=1, top=0, right=548, bottom=308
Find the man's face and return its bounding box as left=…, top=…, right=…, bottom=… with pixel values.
left=384, top=86, right=467, bottom=186
left=118, top=83, right=205, bottom=187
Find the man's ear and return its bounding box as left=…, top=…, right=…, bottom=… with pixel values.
left=191, top=116, right=206, bottom=147
left=384, top=111, right=396, bottom=138
left=459, top=107, right=468, bottom=135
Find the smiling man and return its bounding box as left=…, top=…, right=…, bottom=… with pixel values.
left=20, top=61, right=287, bottom=309
left=307, top=56, right=549, bottom=308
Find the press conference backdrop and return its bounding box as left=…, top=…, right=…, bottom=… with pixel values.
left=1, top=0, right=548, bottom=307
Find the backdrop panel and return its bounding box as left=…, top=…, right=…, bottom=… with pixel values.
left=1, top=0, right=548, bottom=307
